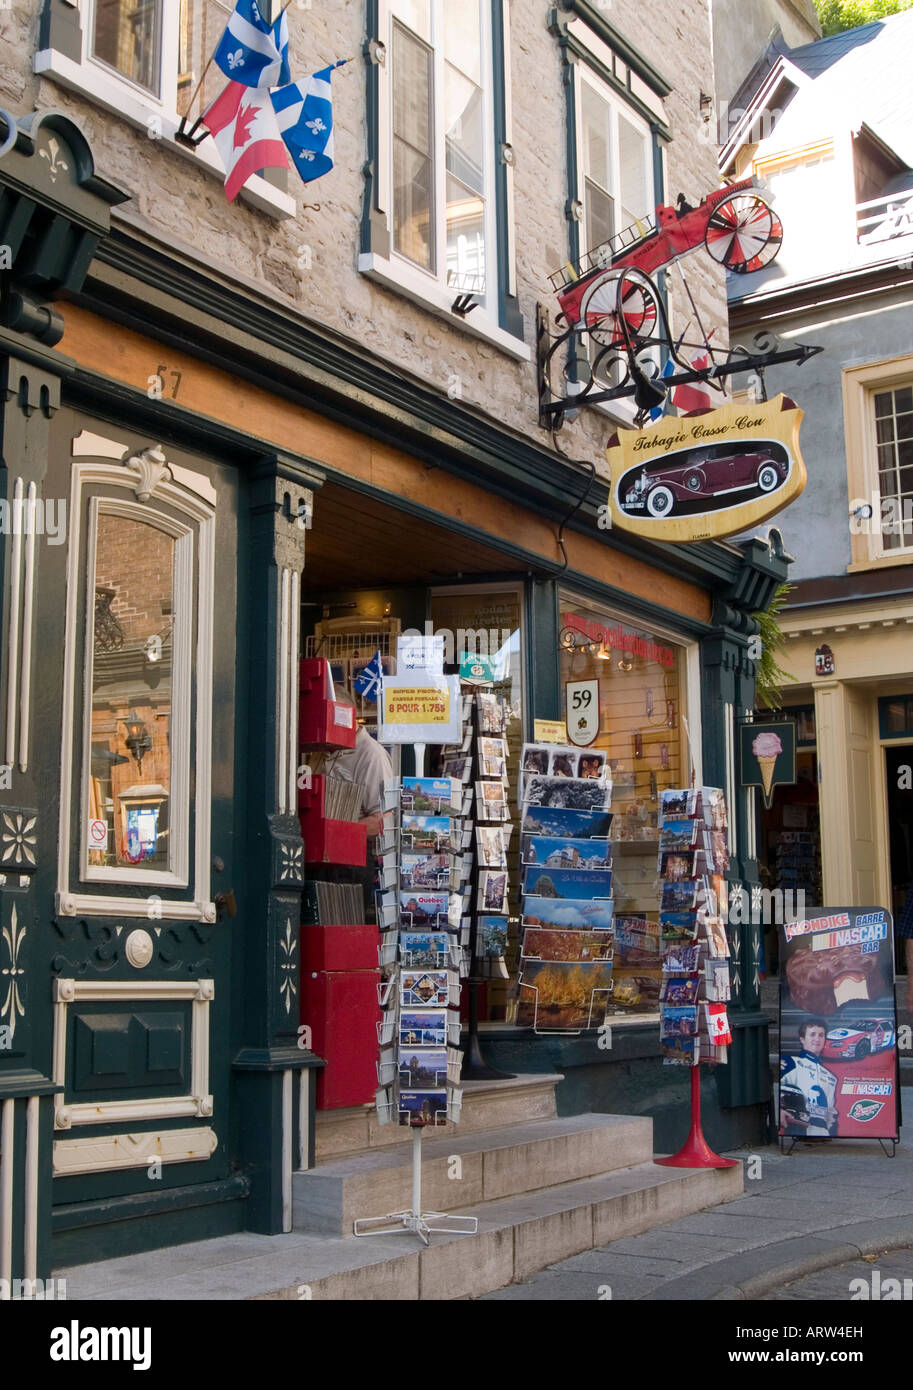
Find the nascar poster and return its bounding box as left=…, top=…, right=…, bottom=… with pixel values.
left=779, top=907, right=898, bottom=1140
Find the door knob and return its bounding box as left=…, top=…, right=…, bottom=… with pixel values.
left=214, top=889, right=237, bottom=918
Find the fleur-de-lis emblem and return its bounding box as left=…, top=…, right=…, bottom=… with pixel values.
left=39, top=136, right=69, bottom=184
left=1, top=905, right=26, bottom=1041
left=298, top=149, right=315, bottom=162
left=1, top=812, right=37, bottom=867
left=305, top=116, right=326, bottom=135
left=227, top=48, right=245, bottom=70
left=278, top=916, right=297, bottom=1014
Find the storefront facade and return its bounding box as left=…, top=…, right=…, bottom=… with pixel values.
left=2, top=0, right=788, bottom=1284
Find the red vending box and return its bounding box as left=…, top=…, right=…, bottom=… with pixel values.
left=299, top=659, right=357, bottom=750
left=302, top=968, right=381, bottom=1109
left=302, top=923, right=378, bottom=973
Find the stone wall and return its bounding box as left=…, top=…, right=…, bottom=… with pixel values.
left=3, top=0, right=732, bottom=471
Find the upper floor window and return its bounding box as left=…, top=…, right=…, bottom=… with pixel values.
left=874, top=384, right=913, bottom=554
left=360, top=0, right=527, bottom=360
left=93, top=0, right=164, bottom=95
left=577, top=68, right=653, bottom=264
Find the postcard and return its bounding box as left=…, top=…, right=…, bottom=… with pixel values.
left=400, top=891, right=450, bottom=929
left=398, top=1048, right=448, bottom=1088
left=400, top=931, right=450, bottom=969
left=476, top=824, right=507, bottom=869
left=549, top=748, right=579, bottom=778
left=661, top=1005, right=699, bottom=1036
left=708, top=830, right=730, bottom=874
left=663, top=942, right=702, bottom=973
left=520, top=744, right=552, bottom=777
left=476, top=692, right=506, bottom=734
left=522, top=865, right=613, bottom=900
left=658, top=818, right=702, bottom=851
left=399, top=1010, right=448, bottom=1047
left=701, top=914, right=730, bottom=958
left=400, top=970, right=450, bottom=1007
left=398, top=1090, right=448, bottom=1126
left=400, top=853, right=452, bottom=890
left=613, top=916, right=661, bottom=965
left=522, top=895, right=614, bottom=931
left=660, top=911, right=700, bottom=942
left=442, top=755, right=471, bottom=784
left=520, top=806, right=614, bottom=840
left=523, top=775, right=611, bottom=812
left=704, top=959, right=732, bottom=1001
left=477, top=915, right=509, bottom=957
left=660, top=878, right=712, bottom=914
left=658, top=850, right=701, bottom=883
left=661, top=1036, right=697, bottom=1066
left=475, top=780, right=509, bottom=822
left=522, top=835, right=611, bottom=870
left=479, top=737, right=507, bottom=779
left=478, top=870, right=508, bottom=913
left=400, top=815, right=453, bottom=853
left=521, top=927, right=614, bottom=963
left=401, top=776, right=460, bottom=816
left=660, top=789, right=696, bottom=821
left=577, top=750, right=607, bottom=780
left=660, top=976, right=702, bottom=1005
left=516, top=958, right=613, bottom=1029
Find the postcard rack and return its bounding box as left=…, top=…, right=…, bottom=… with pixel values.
left=354, top=730, right=476, bottom=1245
left=515, top=742, right=616, bottom=1035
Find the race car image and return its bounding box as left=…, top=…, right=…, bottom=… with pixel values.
left=823, top=1019, right=895, bottom=1061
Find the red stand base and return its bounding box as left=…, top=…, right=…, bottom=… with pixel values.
left=655, top=1066, right=740, bottom=1169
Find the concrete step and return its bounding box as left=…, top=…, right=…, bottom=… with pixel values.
left=295, top=1113, right=653, bottom=1235
left=58, top=1156, right=742, bottom=1301
left=314, top=1072, right=561, bottom=1162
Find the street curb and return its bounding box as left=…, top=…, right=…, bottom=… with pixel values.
left=641, top=1217, right=913, bottom=1301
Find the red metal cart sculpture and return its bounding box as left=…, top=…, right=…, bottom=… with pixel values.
left=550, top=177, right=782, bottom=348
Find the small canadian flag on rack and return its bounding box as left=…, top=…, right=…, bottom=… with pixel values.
left=704, top=1002, right=732, bottom=1045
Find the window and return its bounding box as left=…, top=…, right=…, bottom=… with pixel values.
left=361, top=0, right=527, bottom=359
left=843, top=357, right=913, bottom=570
left=874, top=385, right=913, bottom=554
left=577, top=71, right=652, bottom=262
left=35, top=0, right=294, bottom=217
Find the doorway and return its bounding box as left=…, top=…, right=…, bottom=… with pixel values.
left=885, top=742, right=913, bottom=971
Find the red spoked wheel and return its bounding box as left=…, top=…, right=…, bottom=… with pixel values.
left=580, top=270, right=661, bottom=348
left=705, top=194, right=782, bottom=274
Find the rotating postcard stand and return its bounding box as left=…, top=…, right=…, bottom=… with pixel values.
left=354, top=690, right=477, bottom=1243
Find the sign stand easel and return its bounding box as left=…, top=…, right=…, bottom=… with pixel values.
left=354, top=733, right=477, bottom=1244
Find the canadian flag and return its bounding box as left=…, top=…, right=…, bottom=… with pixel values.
left=670, top=351, right=715, bottom=415
left=203, top=80, right=289, bottom=202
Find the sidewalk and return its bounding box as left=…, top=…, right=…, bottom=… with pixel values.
left=481, top=1091, right=913, bottom=1301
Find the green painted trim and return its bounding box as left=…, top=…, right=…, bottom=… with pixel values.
left=52, top=1174, right=250, bottom=1231
left=361, top=1, right=390, bottom=258
left=526, top=580, right=561, bottom=731
left=0, top=1069, right=60, bottom=1098
left=554, top=0, right=673, bottom=97
left=562, top=56, right=581, bottom=273
left=564, top=35, right=672, bottom=141
left=491, top=0, right=525, bottom=340
left=233, top=1046, right=325, bottom=1072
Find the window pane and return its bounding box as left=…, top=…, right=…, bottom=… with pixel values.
left=874, top=390, right=893, bottom=418
left=391, top=0, right=430, bottom=42
left=93, top=0, right=162, bottom=94
left=619, top=114, right=649, bottom=226
left=89, top=514, right=175, bottom=872
left=581, top=83, right=609, bottom=191
left=178, top=0, right=232, bottom=118
left=895, top=386, right=913, bottom=414
left=445, top=63, right=484, bottom=195
left=585, top=177, right=614, bottom=252
left=446, top=173, right=485, bottom=286
left=394, top=140, right=434, bottom=269
left=444, top=0, right=481, bottom=85
left=393, top=24, right=432, bottom=155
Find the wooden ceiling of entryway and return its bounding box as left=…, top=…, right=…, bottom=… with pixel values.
left=303, top=480, right=525, bottom=587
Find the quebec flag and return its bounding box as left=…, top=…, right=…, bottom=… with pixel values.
left=352, top=650, right=385, bottom=704
left=213, top=0, right=290, bottom=90
left=270, top=61, right=346, bottom=183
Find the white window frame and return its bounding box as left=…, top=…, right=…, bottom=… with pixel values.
left=34, top=0, right=295, bottom=220
left=359, top=0, right=529, bottom=362
left=57, top=434, right=216, bottom=923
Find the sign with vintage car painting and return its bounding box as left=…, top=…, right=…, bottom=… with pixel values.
left=604, top=394, right=806, bottom=542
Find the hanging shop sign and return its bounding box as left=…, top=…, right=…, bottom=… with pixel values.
left=565, top=679, right=600, bottom=746
left=815, top=644, right=835, bottom=677
left=738, top=720, right=797, bottom=809
left=779, top=908, right=898, bottom=1142
left=604, top=394, right=806, bottom=542
left=378, top=674, right=462, bottom=745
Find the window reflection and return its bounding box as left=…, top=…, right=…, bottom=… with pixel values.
left=88, top=513, right=174, bottom=872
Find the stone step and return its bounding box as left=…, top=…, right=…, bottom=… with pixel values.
left=314, top=1072, right=561, bottom=1162
left=295, top=1113, right=653, bottom=1235
left=57, top=1157, right=742, bottom=1302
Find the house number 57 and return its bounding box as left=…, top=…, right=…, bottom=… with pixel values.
left=147, top=365, right=183, bottom=400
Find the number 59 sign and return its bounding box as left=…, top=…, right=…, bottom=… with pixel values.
left=565, top=679, right=600, bottom=747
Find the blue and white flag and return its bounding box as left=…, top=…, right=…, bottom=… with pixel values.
left=648, top=355, right=678, bottom=422
left=213, top=0, right=290, bottom=90
left=270, top=61, right=346, bottom=183
left=353, top=650, right=384, bottom=704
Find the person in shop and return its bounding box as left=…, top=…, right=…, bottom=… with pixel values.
left=317, top=688, right=395, bottom=921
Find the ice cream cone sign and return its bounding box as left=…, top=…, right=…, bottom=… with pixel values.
left=738, top=720, right=796, bottom=809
